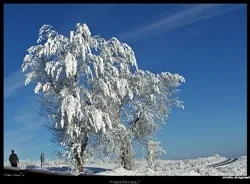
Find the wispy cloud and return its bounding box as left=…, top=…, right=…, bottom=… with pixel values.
left=4, top=70, right=25, bottom=100
left=4, top=99, right=50, bottom=160
left=118, top=4, right=246, bottom=43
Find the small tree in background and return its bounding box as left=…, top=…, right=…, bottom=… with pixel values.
left=146, top=141, right=166, bottom=169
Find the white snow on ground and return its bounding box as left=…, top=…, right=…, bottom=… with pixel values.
left=4, top=155, right=247, bottom=176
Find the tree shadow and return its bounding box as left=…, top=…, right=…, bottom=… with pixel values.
left=46, top=166, right=72, bottom=172
left=83, top=167, right=112, bottom=174
left=26, top=165, right=112, bottom=174
left=25, top=165, right=40, bottom=169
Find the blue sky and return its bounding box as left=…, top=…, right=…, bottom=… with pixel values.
left=4, top=4, right=247, bottom=161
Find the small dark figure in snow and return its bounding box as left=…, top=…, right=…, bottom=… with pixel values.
left=40, top=151, right=44, bottom=169
left=9, top=150, right=19, bottom=167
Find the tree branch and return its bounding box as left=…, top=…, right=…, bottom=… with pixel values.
left=129, top=112, right=142, bottom=132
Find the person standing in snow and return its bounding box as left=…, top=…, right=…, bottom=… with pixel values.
left=9, top=150, right=19, bottom=167
left=40, top=151, right=44, bottom=169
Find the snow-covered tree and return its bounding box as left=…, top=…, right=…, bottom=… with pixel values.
left=146, top=141, right=166, bottom=169
left=96, top=69, right=185, bottom=169
left=22, top=23, right=185, bottom=172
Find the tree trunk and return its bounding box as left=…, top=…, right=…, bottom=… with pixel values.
left=119, top=113, right=141, bottom=170
left=74, top=146, right=83, bottom=172
left=146, top=149, right=154, bottom=169
left=120, top=136, right=133, bottom=170
left=73, top=133, right=88, bottom=172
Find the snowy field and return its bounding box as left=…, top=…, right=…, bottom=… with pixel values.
left=4, top=154, right=247, bottom=176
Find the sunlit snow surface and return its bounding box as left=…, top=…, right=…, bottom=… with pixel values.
left=4, top=155, right=247, bottom=176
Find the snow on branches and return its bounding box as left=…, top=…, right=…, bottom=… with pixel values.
left=22, top=23, right=185, bottom=171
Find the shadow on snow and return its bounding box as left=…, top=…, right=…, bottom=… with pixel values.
left=25, top=165, right=112, bottom=174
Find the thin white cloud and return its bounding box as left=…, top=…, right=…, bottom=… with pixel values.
left=25, top=142, right=55, bottom=150
left=4, top=70, right=25, bottom=100
left=4, top=99, right=49, bottom=159
left=4, top=131, right=36, bottom=147
left=118, top=4, right=246, bottom=43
